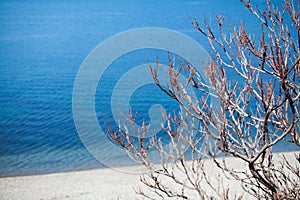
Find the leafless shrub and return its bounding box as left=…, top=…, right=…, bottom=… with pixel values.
left=108, top=0, right=299, bottom=199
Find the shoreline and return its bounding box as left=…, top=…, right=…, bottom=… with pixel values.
left=1, top=147, right=298, bottom=179
left=1, top=151, right=299, bottom=200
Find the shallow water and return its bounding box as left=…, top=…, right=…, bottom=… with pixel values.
left=0, top=0, right=294, bottom=177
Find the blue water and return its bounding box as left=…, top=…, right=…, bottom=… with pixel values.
left=0, top=0, right=294, bottom=177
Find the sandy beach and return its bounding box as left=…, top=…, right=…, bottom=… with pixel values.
left=1, top=151, right=298, bottom=200
left=0, top=165, right=143, bottom=200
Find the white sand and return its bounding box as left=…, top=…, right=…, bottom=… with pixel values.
left=0, top=166, right=143, bottom=200
left=0, top=151, right=298, bottom=200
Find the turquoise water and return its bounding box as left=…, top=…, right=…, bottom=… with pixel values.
left=0, top=0, right=294, bottom=177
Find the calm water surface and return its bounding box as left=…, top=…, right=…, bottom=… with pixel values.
left=0, top=0, right=293, bottom=177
